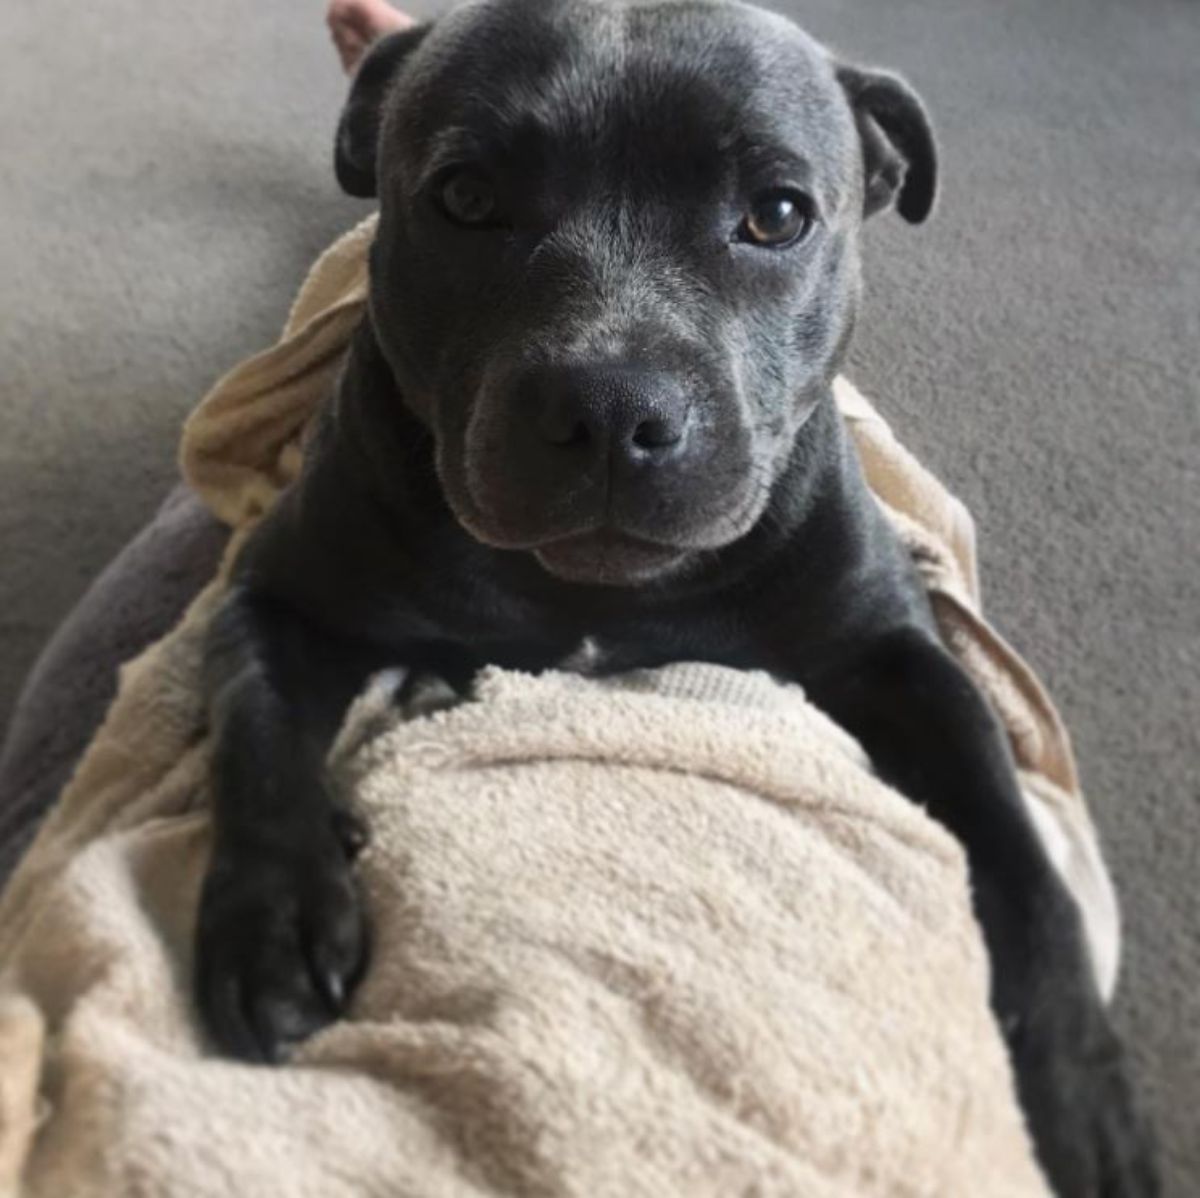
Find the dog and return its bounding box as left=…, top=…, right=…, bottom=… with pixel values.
left=194, top=1, right=1157, bottom=1192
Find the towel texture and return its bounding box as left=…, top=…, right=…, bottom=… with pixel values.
left=0, top=217, right=1117, bottom=1196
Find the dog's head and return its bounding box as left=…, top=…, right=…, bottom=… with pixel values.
left=336, top=0, right=936, bottom=585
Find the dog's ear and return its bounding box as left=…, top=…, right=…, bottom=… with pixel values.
left=836, top=65, right=937, bottom=224
left=335, top=25, right=431, bottom=199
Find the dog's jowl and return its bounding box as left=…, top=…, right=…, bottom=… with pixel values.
left=194, top=2, right=1157, bottom=1193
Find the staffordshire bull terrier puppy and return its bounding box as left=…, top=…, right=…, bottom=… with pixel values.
left=195, top=1, right=1157, bottom=1192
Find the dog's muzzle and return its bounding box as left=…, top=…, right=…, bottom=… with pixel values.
left=461, top=357, right=757, bottom=583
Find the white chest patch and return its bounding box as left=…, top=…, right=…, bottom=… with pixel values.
left=557, top=636, right=609, bottom=675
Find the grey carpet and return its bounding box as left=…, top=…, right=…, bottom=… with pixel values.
left=0, top=0, right=1196, bottom=1189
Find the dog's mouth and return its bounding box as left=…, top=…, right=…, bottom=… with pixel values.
left=532, top=528, right=690, bottom=586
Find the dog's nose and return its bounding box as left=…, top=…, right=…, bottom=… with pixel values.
left=527, top=364, right=691, bottom=467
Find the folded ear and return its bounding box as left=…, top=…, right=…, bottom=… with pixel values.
left=836, top=65, right=938, bottom=224
left=335, top=25, right=431, bottom=199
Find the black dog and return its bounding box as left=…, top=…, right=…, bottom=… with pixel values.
left=194, top=1, right=1156, bottom=1192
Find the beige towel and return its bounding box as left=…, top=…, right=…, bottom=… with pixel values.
left=0, top=216, right=1114, bottom=1196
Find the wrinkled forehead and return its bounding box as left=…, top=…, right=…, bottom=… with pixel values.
left=387, top=0, right=855, bottom=200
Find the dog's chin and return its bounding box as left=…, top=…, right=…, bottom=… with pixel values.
left=533, top=531, right=692, bottom=587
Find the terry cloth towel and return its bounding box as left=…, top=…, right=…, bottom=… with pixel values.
left=0, top=216, right=1115, bottom=1197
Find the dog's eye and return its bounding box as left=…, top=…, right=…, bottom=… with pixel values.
left=741, top=189, right=815, bottom=247
left=438, top=169, right=500, bottom=227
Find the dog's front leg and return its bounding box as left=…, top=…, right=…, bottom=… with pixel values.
left=799, top=626, right=1157, bottom=1198
left=194, top=583, right=381, bottom=1063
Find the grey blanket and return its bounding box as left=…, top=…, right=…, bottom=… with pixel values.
left=0, top=487, right=225, bottom=880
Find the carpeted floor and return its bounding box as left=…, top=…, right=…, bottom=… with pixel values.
left=1, top=0, right=1196, bottom=1189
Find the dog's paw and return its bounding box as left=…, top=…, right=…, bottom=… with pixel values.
left=194, top=829, right=367, bottom=1063
left=1011, top=998, right=1160, bottom=1198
